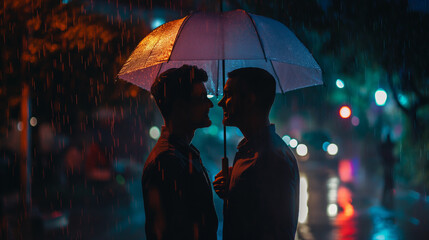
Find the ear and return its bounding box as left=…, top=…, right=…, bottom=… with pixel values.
left=173, top=99, right=190, bottom=117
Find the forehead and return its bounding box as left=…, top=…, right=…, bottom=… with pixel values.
left=191, top=82, right=207, bottom=96
left=224, top=78, right=241, bottom=93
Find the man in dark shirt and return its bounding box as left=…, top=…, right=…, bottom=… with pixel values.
left=142, top=65, right=218, bottom=240
left=213, top=67, right=300, bottom=240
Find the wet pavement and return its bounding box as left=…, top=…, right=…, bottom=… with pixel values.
left=5, top=158, right=429, bottom=239
left=96, top=158, right=429, bottom=240
left=296, top=160, right=429, bottom=240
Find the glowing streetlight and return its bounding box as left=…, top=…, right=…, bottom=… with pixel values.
left=339, top=106, right=351, bottom=119
left=375, top=89, right=387, bottom=106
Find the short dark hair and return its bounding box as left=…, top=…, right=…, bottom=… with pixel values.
left=228, top=67, right=276, bottom=113
left=151, top=65, right=208, bottom=119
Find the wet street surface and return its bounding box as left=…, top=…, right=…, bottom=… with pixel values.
left=296, top=161, right=429, bottom=240
left=5, top=158, right=428, bottom=240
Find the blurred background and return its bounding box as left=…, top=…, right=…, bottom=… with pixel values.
left=1, top=0, right=428, bottom=239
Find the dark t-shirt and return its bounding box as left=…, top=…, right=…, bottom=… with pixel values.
left=224, top=125, right=299, bottom=240
left=142, top=127, right=218, bottom=240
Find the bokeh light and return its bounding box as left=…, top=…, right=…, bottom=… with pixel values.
left=351, top=116, right=360, bottom=126
left=17, top=121, right=23, bottom=131
left=130, top=89, right=138, bottom=98
left=322, top=141, right=330, bottom=151
left=339, top=106, right=352, bottom=119
left=298, top=176, right=309, bottom=223
left=151, top=18, right=165, bottom=29
left=336, top=79, right=345, bottom=88
left=339, top=159, right=354, bottom=182
left=30, top=117, right=38, bottom=127
left=282, top=135, right=291, bottom=145
left=375, top=89, right=387, bottom=106
left=149, top=126, right=161, bottom=140
left=207, top=94, right=214, bottom=99
left=327, top=143, right=338, bottom=155
left=327, top=204, right=338, bottom=217
left=289, top=139, right=298, bottom=148
left=398, top=93, right=409, bottom=106
left=296, top=144, right=308, bottom=157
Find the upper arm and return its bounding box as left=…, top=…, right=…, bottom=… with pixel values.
left=144, top=151, right=189, bottom=204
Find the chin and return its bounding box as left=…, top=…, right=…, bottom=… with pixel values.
left=222, top=118, right=236, bottom=127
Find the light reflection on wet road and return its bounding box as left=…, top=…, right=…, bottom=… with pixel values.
left=296, top=160, right=429, bottom=240
left=40, top=157, right=429, bottom=240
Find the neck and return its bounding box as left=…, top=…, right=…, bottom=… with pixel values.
left=238, top=115, right=270, bottom=140
left=165, top=120, right=195, bottom=145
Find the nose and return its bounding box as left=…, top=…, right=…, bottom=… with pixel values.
left=218, top=95, right=225, bottom=107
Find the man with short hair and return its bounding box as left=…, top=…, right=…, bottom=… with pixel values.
left=213, top=67, right=300, bottom=240
left=142, top=65, right=218, bottom=240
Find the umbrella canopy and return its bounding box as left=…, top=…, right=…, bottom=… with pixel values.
left=118, top=9, right=322, bottom=95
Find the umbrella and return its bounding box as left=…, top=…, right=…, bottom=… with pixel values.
left=117, top=9, right=322, bottom=95
left=117, top=9, right=323, bottom=193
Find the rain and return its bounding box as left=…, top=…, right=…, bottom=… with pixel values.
left=1, top=0, right=429, bottom=239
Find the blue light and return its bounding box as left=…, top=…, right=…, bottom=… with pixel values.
left=336, top=79, right=345, bottom=88
left=282, top=135, right=291, bottom=145
left=398, top=94, right=408, bottom=106
left=151, top=18, right=165, bottom=30
left=322, top=141, right=330, bottom=151
left=62, top=0, right=70, bottom=4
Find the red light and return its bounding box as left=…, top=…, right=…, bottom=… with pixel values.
left=51, top=211, right=62, bottom=218
left=337, top=186, right=355, bottom=219
left=339, top=159, right=353, bottom=182
left=339, top=106, right=351, bottom=119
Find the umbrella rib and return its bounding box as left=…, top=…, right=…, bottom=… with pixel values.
left=154, top=63, right=164, bottom=82
left=216, top=59, right=220, bottom=96
left=270, top=60, right=285, bottom=94
left=245, top=12, right=267, bottom=62
left=167, top=14, right=193, bottom=63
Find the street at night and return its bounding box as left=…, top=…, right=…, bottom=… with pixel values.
left=1, top=0, right=429, bottom=239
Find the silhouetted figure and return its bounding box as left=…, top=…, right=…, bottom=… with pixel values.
left=380, top=133, right=396, bottom=209
left=213, top=68, right=299, bottom=240
left=142, top=65, right=218, bottom=240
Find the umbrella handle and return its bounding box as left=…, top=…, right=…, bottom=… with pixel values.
left=222, top=157, right=229, bottom=195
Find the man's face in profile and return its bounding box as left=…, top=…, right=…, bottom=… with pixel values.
left=185, top=82, right=213, bottom=129
left=218, top=78, right=247, bottom=127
